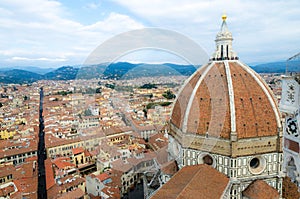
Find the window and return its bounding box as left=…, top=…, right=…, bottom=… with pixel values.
left=203, top=155, right=213, bottom=165
left=221, top=45, right=223, bottom=58
left=249, top=156, right=266, bottom=174
left=226, top=45, right=229, bottom=58
left=250, top=158, right=259, bottom=169
left=273, top=155, right=276, bottom=161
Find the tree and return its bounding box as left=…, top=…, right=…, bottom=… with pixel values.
left=149, top=93, right=153, bottom=99
left=140, top=83, right=157, bottom=89
left=84, top=109, right=92, bottom=116
left=105, top=83, right=115, bottom=89
left=162, top=90, right=176, bottom=99
left=96, top=87, right=102, bottom=93
left=143, top=108, right=147, bottom=118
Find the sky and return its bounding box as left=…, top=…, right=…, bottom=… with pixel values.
left=0, top=0, right=300, bottom=68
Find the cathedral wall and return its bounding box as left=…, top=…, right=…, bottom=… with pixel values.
left=181, top=148, right=283, bottom=198
left=232, top=136, right=279, bottom=157
left=183, top=148, right=282, bottom=177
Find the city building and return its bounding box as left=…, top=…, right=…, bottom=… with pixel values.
left=280, top=74, right=300, bottom=187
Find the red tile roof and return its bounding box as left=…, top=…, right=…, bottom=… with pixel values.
left=152, top=164, right=229, bottom=199
left=282, top=176, right=300, bottom=199
left=57, top=188, right=84, bottom=199
left=84, top=150, right=91, bottom=157
left=53, top=157, right=75, bottom=170
left=72, top=147, right=84, bottom=155
left=170, top=61, right=281, bottom=139
left=102, top=186, right=121, bottom=198
left=0, top=165, right=14, bottom=178
left=0, top=184, right=15, bottom=197
left=96, top=173, right=110, bottom=182
left=160, top=160, right=178, bottom=176
left=14, top=176, right=38, bottom=199
left=242, top=180, right=280, bottom=199
left=45, top=159, right=55, bottom=190
left=25, top=156, right=38, bottom=162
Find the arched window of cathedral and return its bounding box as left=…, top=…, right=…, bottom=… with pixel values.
left=226, top=45, right=229, bottom=59
left=287, top=157, right=297, bottom=182
left=221, top=45, right=223, bottom=59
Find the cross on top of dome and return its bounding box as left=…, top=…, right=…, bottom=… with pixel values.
left=222, top=14, right=227, bottom=21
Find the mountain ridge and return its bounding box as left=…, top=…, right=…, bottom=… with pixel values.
left=0, top=60, right=298, bottom=84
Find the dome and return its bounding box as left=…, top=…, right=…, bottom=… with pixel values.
left=170, top=16, right=281, bottom=146
left=167, top=17, right=283, bottom=198
left=170, top=60, right=281, bottom=140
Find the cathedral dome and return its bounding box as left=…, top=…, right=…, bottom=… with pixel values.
left=167, top=16, right=283, bottom=198
left=170, top=17, right=281, bottom=142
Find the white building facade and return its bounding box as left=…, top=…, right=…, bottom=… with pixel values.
left=280, top=74, right=300, bottom=188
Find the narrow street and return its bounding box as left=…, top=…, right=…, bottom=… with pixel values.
left=38, top=87, right=47, bottom=198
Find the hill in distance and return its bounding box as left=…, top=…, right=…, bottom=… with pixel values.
left=44, top=66, right=79, bottom=80
left=0, top=60, right=298, bottom=84
left=0, top=69, right=43, bottom=84
left=0, top=66, right=54, bottom=75
left=250, top=60, right=299, bottom=73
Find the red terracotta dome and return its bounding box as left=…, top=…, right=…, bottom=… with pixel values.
left=170, top=17, right=281, bottom=140
left=170, top=61, right=281, bottom=139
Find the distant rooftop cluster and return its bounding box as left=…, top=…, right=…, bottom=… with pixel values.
left=0, top=75, right=183, bottom=198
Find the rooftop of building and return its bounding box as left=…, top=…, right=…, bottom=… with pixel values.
left=151, top=164, right=229, bottom=199
left=242, top=180, right=280, bottom=199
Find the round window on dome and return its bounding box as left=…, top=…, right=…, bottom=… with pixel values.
left=250, top=158, right=259, bottom=168
left=198, top=153, right=215, bottom=167
left=203, top=155, right=213, bottom=165
left=249, top=156, right=266, bottom=174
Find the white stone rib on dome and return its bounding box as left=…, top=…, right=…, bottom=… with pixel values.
left=224, top=60, right=236, bottom=133
left=182, top=62, right=215, bottom=133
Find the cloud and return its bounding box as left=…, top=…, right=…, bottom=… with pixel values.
left=85, top=2, right=101, bottom=10
left=112, top=0, right=300, bottom=63
left=0, top=0, right=144, bottom=67
left=10, top=57, right=68, bottom=62
left=0, top=0, right=299, bottom=67
left=82, top=12, right=144, bottom=32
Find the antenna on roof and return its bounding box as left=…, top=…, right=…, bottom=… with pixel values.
left=286, top=52, right=300, bottom=75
